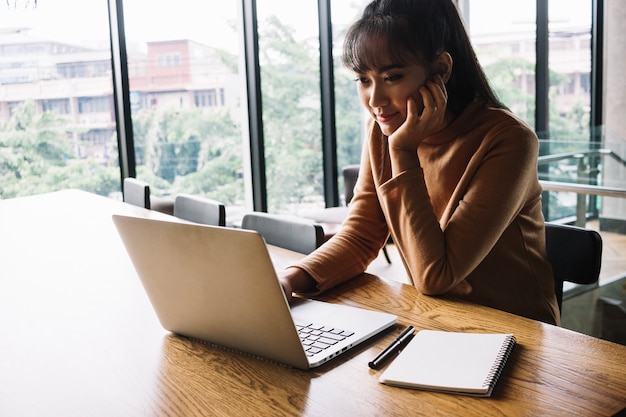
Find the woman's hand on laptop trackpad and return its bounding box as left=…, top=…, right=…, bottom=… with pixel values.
left=277, top=267, right=317, bottom=304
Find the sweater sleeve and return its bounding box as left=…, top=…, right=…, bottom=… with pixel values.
left=290, top=130, right=391, bottom=293
left=378, top=122, right=541, bottom=295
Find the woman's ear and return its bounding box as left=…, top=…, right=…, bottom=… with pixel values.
left=434, top=51, right=453, bottom=83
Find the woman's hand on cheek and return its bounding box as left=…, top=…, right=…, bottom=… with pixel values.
left=388, top=74, right=449, bottom=152
left=422, top=74, right=449, bottom=130
left=387, top=95, right=421, bottom=151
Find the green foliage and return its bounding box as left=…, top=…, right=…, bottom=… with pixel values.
left=174, top=153, right=244, bottom=205
left=257, top=15, right=324, bottom=212
left=334, top=69, right=366, bottom=200
left=0, top=101, right=119, bottom=198
left=483, top=56, right=536, bottom=123
left=132, top=104, right=243, bottom=205
left=1, top=19, right=597, bottom=221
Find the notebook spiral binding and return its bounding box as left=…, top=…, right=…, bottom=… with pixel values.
left=482, top=335, right=517, bottom=389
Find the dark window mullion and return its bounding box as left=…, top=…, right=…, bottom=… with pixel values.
left=242, top=0, right=267, bottom=212
left=536, top=0, right=551, bottom=220
left=590, top=0, right=603, bottom=136
left=589, top=0, right=604, bottom=216
left=108, top=0, right=135, bottom=182
left=535, top=0, right=549, bottom=137
left=318, top=0, right=339, bottom=208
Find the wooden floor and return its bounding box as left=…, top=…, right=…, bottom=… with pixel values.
left=366, top=224, right=626, bottom=346
left=585, top=220, right=626, bottom=284
left=560, top=220, right=626, bottom=345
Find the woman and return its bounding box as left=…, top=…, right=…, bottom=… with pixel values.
left=279, top=0, right=560, bottom=325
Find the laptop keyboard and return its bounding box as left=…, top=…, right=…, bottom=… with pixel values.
left=296, top=322, right=355, bottom=357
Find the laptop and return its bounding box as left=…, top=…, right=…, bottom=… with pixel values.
left=112, top=214, right=397, bottom=370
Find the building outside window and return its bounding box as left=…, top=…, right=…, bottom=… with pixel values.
left=0, top=0, right=120, bottom=198
left=0, top=0, right=620, bottom=230
left=121, top=1, right=245, bottom=219
left=41, top=98, right=70, bottom=115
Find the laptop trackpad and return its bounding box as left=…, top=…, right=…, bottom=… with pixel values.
left=290, top=298, right=396, bottom=334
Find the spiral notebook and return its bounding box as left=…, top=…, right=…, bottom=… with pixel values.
left=379, top=330, right=516, bottom=397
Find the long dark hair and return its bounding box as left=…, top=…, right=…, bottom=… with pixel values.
left=343, top=0, right=506, bottom=116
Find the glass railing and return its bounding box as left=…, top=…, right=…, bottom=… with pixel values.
left=538, top=139, right=626, bottom=227
left=538, top=138, right=626, bottom=298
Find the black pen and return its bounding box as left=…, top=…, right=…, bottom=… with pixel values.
left=368, top=325, right=415, bottom=369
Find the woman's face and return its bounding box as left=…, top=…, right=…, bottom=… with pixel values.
left=353, top=54, right=431, bottom=136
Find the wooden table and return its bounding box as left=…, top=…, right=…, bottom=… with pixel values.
left=1, top=190, right=625, bottom=417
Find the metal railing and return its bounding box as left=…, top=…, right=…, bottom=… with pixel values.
left=538, top=148, right=626, bottom=226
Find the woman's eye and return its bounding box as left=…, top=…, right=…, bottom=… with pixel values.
left=384, top=74, right=402, bottom=82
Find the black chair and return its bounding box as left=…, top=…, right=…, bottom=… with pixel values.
left=342, top=164, right=360, bottom=204
left=173, top=194, right=226, bottom=226
left=123, top=177, right=150, bottom=209
left=545, top=222, right=603, bottom=312
left=241, top=212, right=325, bottom=255
left=122, top=177, right=176, bottom=214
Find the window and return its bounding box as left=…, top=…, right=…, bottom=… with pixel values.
left=463, top=0, right=593, bottom=221
left=256, top=0, right=323, bottom=214
left=122, top=0, right=246, bottom=220
left=41, top=98, right=70, bottom=115
left=156, top=53, right=182, bottom=68
left=195, top=89, right=219, bottom=107
left=331, top=1, right=371, bottom=202
left=0, top=0, right=611, bottom=225
left=78, top=96, right=111, bottom=114
left=0, top=0, right=120, bottom=199
left=57, top=60, right=111, bottom=78
left=463, top=0, right=538, bottom=124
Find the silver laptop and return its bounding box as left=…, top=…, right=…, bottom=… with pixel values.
left=112, top=214, right=397, bottom=369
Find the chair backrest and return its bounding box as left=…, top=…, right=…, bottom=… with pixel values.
left=241, top=212, right=325, bottom=255
left=123, top=177, right=151, bottom=209
left=342, top=164, right=360, bottom=205
left=545, top=222, right=603, bottom=311
left=173, top=194, right=226, bottom=226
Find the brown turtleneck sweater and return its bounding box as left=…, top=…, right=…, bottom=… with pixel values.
left=293, top=101, right=560, bottom=325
